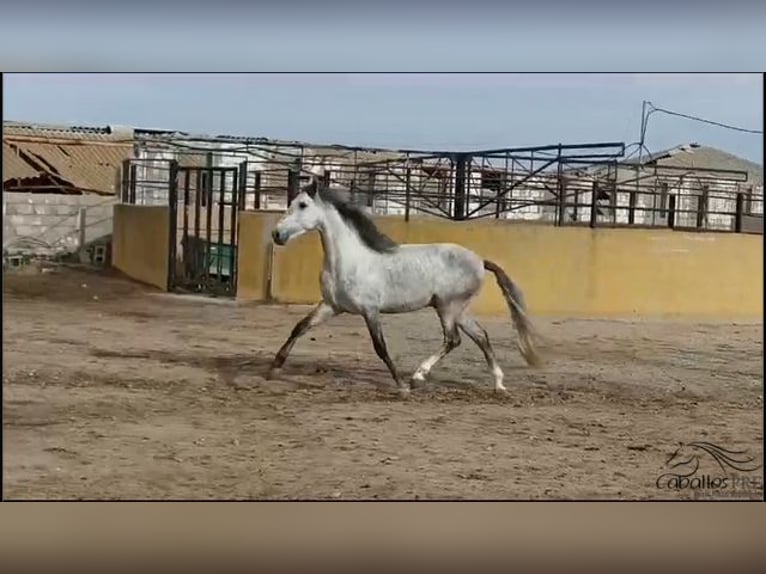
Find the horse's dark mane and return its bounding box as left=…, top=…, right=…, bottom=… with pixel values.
left=316, top=186, right=399, bottom=253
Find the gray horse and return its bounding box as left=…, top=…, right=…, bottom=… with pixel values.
left=269, top=177, right=540, bottom=397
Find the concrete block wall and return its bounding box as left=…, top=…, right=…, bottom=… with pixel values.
left=3, top=192, right=117, bottom=256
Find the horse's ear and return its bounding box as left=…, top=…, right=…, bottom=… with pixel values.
left=305, top=176, right=319, bottom=198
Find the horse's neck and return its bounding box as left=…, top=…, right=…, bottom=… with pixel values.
left=318, top=209, right=370, bottom=273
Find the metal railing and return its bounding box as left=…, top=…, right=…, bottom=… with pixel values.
left=120, top=139, right=763, bottom=235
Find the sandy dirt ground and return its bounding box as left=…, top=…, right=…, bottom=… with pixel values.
left=3, top=265, right=763, bottom=500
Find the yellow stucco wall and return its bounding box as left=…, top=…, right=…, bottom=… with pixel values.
left=236, top=211, right=283, bottom=301
left=112, top=204, right=170, bottom=291
left=236, top=212, right=763, bottom=319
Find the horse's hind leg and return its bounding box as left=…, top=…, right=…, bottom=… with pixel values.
left=269, top=301, right=337, bottom=377
left=411, top=301, right=465, bottom=386
left=457, top=314, right=507, bottom=393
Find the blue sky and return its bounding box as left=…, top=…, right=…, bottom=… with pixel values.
left=4, top=74, right=762, bottom=163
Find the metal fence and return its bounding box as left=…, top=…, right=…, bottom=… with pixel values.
left=120, top=133, right=763, bottom=235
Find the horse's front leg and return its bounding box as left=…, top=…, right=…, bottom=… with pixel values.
left=362, top=310, right=410, bottom=399
left=268, top=301, right=337, bottom=377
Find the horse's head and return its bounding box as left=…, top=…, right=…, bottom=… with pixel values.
left=272, top=177, right=324, bottom=246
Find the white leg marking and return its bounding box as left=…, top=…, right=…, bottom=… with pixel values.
left=413, top=354, right=441, bottom=380
left=493, top=366, right=507, bottom=393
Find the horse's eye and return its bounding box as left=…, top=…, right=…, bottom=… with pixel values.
left=298, top=202, right=308, bottom=209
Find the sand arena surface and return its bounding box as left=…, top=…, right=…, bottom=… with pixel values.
left=3, top=267, right=762, bottom=499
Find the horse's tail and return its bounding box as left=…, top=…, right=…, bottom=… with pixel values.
left=483, top=260, right=541, bottom=367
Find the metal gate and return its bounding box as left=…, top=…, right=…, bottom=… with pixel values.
left=167, top=162, right=245, bottom=296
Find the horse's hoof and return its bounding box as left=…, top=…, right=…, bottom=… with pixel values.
left=397, top=387, right=412, bottom=400
left=494, top=387, right=509, bottom=396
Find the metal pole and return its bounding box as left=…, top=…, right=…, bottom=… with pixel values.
left=454, top=154, right=467, bottom=220
left=121, top=159, right=130, bottom=203
left=556, top=144, right=564, bottom=226
left=238, top=160, right=248, bottom=210
left=628, top=190, right=636, bottom=224
left=405, top=167, right=411, bottom=222
left=636, top=100, right=648, bottom=204
left=589, top=181, right=599, bottom=228
left=668, top=194, right=676, bottom=230
left=167, top=161, right=179, bottom=291
left=735, top=192, right=744, bottom=233
left=253, top=171, right=262, bottom=210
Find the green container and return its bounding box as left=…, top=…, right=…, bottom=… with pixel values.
left=207, top=242, right=236, bottom=277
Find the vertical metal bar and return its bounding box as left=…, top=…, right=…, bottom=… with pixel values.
left=507, top=154, right=513, bottom=215
left=167, top=161, right=179, bottom=292
left=495, top=168, right=504, bottom=220
left=204, top=167, right=214, bottom=287
left=529, top=151, right=534, bottom=217
left=254, top=171, right=262, bottom=210
left=668, top=194, right=676, bottom=229
left=659, top=181, right=668, bottom=218
left=573, top=185, right=580, bottom=222
left=182, top=169, right=190, bottom=279
left=129, top=163, right=137, bottom=204
left=628, top=189, right=636, bottom=224
left=404, top=152, right=411, bottom=219
left=352, top=150, right=359, bottom=201
left=404, top=166, right=411, bottom=222
left=194, top=169, right=202, bottom=243
left=696, top=193, right=705, bottom=229
left=322, top=169, right=331, bottom=187
left=447, top=158, right=455, bottom=216
left=454, top=154, right=467, bottom=220
left=589, top=181, right=599, bottom=228
left=382, top=168, right=390, bottom=215
left=238, top=160, right=248, bottom=210
left=465, top=155, right=472, bottom=217
left=555, top=144, right=564, bottom=226
left=192, top=169, right=202, bottom=286
left=735, top=192, right=744, bottom=233
left=203, top=152, right=214, bottom=210
left=216, top=170, right=226, bottom=283
left=121, top=159, right=131, bottom=203
left=229, top=166, right=238, bottom=295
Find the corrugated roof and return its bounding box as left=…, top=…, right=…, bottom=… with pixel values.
left=3, top=121, right=133, bottom=194
left=2, top=142, right=39, bottom=179
left=3, top=121, right=133, bottom=142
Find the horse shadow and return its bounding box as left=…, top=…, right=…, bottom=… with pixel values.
left=210, top=352, right=516, bottom=399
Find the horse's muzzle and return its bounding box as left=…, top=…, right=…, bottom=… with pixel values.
left=272, top=229, right=286, bottom=245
